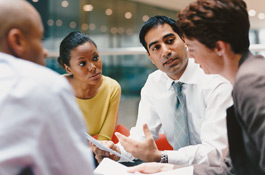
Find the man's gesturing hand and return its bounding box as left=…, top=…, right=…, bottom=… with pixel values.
left=115, top=123, right=161, bottom=162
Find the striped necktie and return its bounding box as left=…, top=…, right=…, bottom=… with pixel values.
left=172, top=82, right=190, bottom=150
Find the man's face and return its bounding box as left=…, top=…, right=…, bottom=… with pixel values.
left=145, top=24, right=188, bottom=80
left=23, top=15, right=47, bottom=66
left=185, top=38, right=223, bottom=74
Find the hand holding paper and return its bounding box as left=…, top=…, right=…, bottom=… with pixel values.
left=85, top=133, right=133, bottom=163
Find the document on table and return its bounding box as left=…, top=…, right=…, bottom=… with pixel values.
left=94, top=158, right=194, bottom=175
left=85, top=133, right=133, bottom=163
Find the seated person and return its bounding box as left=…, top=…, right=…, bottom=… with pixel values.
left=0, top=1, right=94, bottom=174
left=128, top=0, right=265, bottom=174
left=93, top=16, right=233, bottom=166
left=58, top=31, right=121, bottom=141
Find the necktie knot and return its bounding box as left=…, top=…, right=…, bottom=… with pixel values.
left=172, top=82, right=183, bottom=96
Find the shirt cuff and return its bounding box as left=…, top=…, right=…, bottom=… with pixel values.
left=165, top=150, right=188, bottom=165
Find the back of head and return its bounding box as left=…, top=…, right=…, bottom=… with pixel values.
left=0, top=0, right=38, bottom=46
left=0, top=0, right=45, bottom=64
left=58, top=31, right=97, bottom=68
left=177, top=0, right=250, bottom=54
left=139, top=15, right=182, bottom=53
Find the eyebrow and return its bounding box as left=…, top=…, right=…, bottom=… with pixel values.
left=148, top=33, right=175, bottom=49
left=92, top=51, right=98, bottom=56
left=77, top=56, right=86, bottom=60
left=76, top=51, right=98, bottom=60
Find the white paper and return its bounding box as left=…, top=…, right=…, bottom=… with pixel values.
left=85, top=133, right=133, bottom=163
left=94, top=158, right=194, bottom=175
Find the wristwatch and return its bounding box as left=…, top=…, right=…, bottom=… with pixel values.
left=160, top=151, right=168, bottom=163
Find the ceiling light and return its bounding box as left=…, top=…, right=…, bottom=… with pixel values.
left=105, top=9, right=113, bottom=16
left=61, top=1, right=69, bottom=8
left=248, top=9, right=256, bottom=17
left=83, top=4, right=93, bottom=12
left=258, top=13, right=265, bottom=20
left=125, top=12, right=132, bottom=19
left=142, top=15, right=149, bottom=22
left=89, top=24, right=96, bottom=30
left=56, top=19, right=63, bottom=26
left=47, top=19, right=54, bottom=26
left=69, top=22, right=77, bottom=28
left=82, top=24, right=89, bottom=30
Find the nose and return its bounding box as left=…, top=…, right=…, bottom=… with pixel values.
left=161, top=44, right=171, bottom=59
left=43, top=48, right=48, bottom=58
left=88, top=63, right=96, bottom=73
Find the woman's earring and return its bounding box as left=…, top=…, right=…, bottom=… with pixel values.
left=185, top=45, right=188, bottom=52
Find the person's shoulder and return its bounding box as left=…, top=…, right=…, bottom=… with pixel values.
left=147, top=69, right=167, bottom=82
left=235, top=54, right=265, bottom=90
left=14, top=58, right=72, bottom=94
left=102, top=75, right=121, bottom=94
left=238, top=54, right=265, bottom=77
left=196, top=70, right=232, bottom=94
left=103, top=75, right=120, bottom=87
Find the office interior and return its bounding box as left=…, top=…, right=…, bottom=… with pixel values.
left=28, top=0, right=265, bottom=129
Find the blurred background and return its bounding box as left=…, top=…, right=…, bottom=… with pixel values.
left=27, top=0, right=265, bottom=129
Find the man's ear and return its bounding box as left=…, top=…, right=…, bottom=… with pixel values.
left=64, top=64, right=72, bottom=74
left=7, top=28, right=26, bottom=58
left=146, top=52, right=154, bottom=64
left=215, top=40, right=226, bottom=57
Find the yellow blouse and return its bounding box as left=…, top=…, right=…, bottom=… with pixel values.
left=76, top=76, right=121, bottom=140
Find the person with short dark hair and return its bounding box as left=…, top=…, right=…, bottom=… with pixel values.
left=0, top=1, right=94, bottom=174
left=127, top=0, right=265, bottom=174
left=58, top=31, right=121, bottom=141
left=92, top=15, right=233, bottom=167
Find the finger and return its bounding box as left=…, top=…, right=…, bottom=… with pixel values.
left=88, top=140, right=92, bottom=145
left=115, top=132, right=133, bottom=147
left=127, top=164, right=144, bottom=173
left=95, top=154, right=103, bottom=163
left=127, top=164, right=154, bottom=174
left=104, top=141, right=118, bottom=152
left=143, top=123, right=153, bottom=140
left=94, top=147, right=106, bottom=156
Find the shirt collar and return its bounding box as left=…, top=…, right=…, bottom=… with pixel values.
left=165, top=58, right=201, bottom=90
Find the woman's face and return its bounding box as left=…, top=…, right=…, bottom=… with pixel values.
left=185, top=38, right=223, bottom=75
left=66, top=41, right=102, bottom=85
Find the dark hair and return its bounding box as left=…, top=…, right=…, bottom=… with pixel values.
left=57, top=31, right=97, bottom=68
left=177, top=0, right=250, bottom=54
left=139, top=15, right=183, bottom=54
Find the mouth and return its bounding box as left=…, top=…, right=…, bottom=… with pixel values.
left=163, top=57, right=178, bottom=66
left=89, top=73, right=101, bottom=79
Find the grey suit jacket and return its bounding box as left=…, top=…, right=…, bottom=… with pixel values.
left=192, top=51, right=265, bottom=175
left=229, top=51, right=265, bottom=175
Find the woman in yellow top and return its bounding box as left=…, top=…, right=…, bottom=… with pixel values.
left=57, top=31, right=121, bottom=140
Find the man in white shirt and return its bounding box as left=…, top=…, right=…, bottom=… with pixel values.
left=0, top=0, right=94, bottom=174
left=93, top=16, right=233, bottom=166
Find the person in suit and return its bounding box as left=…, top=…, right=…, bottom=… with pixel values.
left=127, top=0, right=265, bottom=174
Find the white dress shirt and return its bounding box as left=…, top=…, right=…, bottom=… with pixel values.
left=119, top=58, right=233, bottom=166
left=0, top=52, right=94, bottom=175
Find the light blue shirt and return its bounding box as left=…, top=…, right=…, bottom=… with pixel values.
left=0, top=52, right=94, bottom=175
